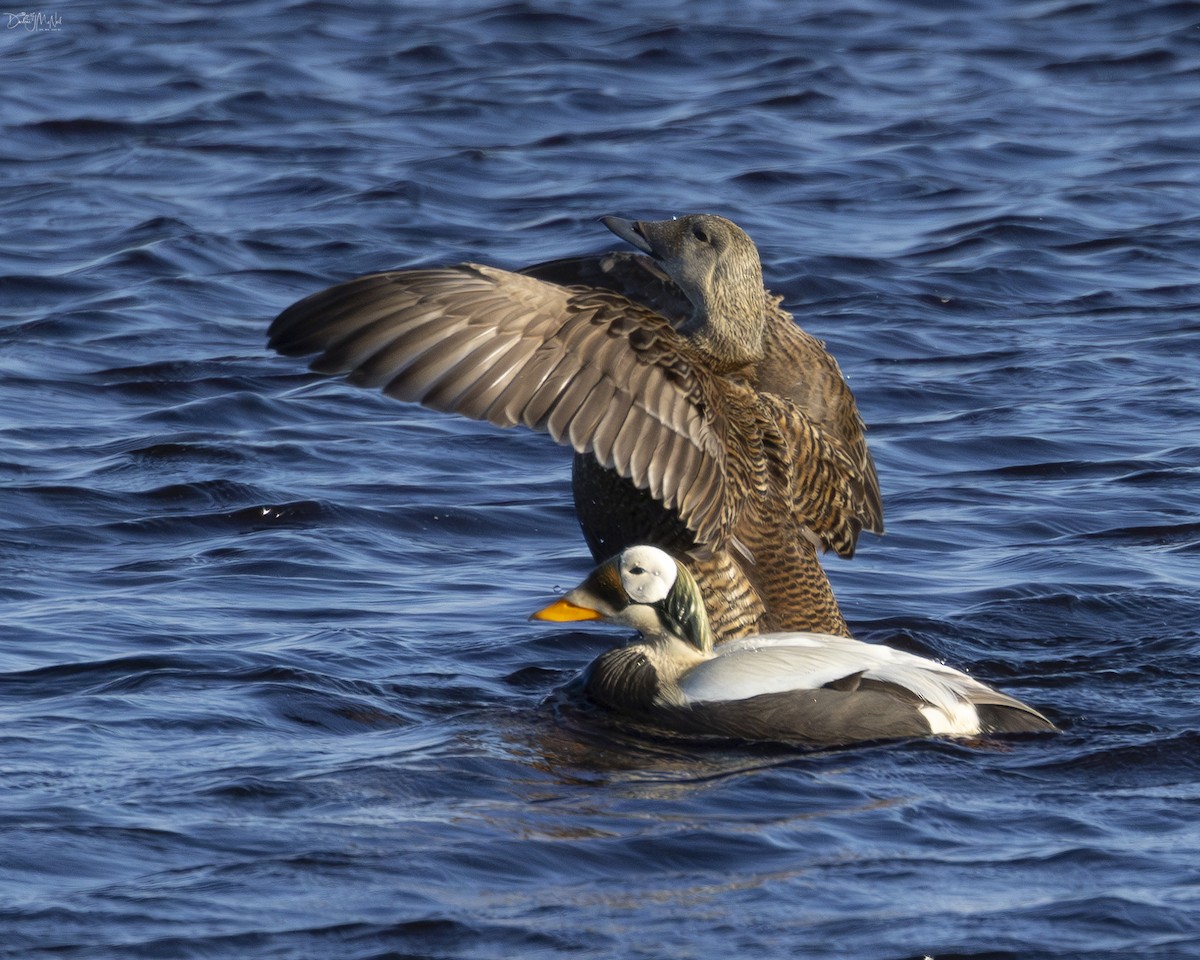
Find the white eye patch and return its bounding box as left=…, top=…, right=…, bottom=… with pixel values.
left=618, top=545, right=678, bottom=604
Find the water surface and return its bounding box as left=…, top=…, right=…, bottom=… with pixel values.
left=2, top=2, right=1199, bottom=957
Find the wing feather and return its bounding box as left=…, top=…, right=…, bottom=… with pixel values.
left=270, top=262, right=879, bottom=554
left=269, top=264, right=738, bottom=545
left=680, top=633, right=1049, bottom=729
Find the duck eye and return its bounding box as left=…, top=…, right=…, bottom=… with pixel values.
left=692, top=226, right=710, bottom=244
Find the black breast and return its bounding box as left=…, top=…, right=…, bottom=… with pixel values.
left=583, top=646, right=661, bottom=715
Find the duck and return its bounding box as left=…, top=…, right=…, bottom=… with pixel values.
left=532, top=545, right=1055, bottom=746
left=268, top=213, right=882, bottom=641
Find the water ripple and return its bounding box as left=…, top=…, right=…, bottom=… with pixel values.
left=1, top=0, right=1198, bottom=957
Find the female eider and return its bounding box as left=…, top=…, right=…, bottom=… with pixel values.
left=533, top=545, right=1055, bottom=746
left=269, top=214, right=881, bottom=642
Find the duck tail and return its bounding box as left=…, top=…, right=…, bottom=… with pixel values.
left=974, top=699, right=1057, bottom=735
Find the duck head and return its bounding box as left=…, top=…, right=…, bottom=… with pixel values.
left=531, top=545, right=714, bottom=655
left=601, top=214, right=767, bottom=367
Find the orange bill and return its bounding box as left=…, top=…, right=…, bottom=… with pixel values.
left=530, top=598, right=603, bottom=622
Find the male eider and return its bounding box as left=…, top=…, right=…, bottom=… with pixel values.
left=533, top=545, right=1055, bottom=746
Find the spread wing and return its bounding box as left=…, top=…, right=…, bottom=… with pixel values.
left=268, top=264, right=737, bottom=546
left=523, top=251, right=884, bottom=541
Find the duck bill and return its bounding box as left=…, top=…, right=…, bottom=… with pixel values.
left=530, top=598, right=604, bottom=623
left=600, top=216, right=656, bottom=257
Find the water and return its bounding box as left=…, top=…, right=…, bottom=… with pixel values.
left=2, top=1, right=1199, bottom=957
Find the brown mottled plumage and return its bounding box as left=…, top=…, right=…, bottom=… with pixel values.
left=267, top=214, right=882, bottom=640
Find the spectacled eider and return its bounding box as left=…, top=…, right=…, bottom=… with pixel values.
left=533, top=545, right=1056, bottom=746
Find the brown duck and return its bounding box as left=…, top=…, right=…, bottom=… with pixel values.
left=268, top=214, right=883, bottom=640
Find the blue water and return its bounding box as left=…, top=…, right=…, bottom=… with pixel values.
left=3, top=1, right=1199, bottom=957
